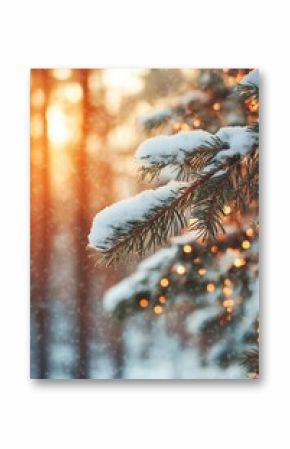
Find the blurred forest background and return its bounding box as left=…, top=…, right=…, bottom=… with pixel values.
left=30, top=68, right=258, bottom=379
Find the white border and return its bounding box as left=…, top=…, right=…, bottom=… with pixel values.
left=1, top=1, right=289, bottom=448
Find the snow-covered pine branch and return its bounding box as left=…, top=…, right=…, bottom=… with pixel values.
left=137, top=126, right=258, bottom=181
left=89, top=126, right=258, bottom=263
left=136, top=130, right=225, bottom=181
left=88, top=70, right=259, bottom=264
left=88, top=182, right=190, bottom=265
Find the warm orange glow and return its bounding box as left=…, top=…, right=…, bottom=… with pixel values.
left=241, top=240, right=251, bottom=250
left=183, top=244, right=192, bottom=253
left=154, top=305, right=163, bottom=315
left=223, top=205, right=231, bottom=215
left=193, top=257, right=201, bottom=264
left=198, top=268, right=206, bottom=276
left=206, top=283, right=215, bottom=293
left=212, top=102, right=221, bottom=112
left=52, top=68, right=72, bottom=80
left=31, top=114, right=44, bottom=139
left=47, top=105, right=71, bottom=146
left=158, top=295, right=166, bottom=304
left=210, top=245, right=218, bottom=254
left=63, top=82, right=83, bottom=103
left=139, top=298, right=149, bottom=308
left=175, top=264, right=186, bottom=275
left=234, top=257, right=246, bottom=268
left=31, top=88, right=45, bottom=108
left=160, top=278, right=169, bottom=288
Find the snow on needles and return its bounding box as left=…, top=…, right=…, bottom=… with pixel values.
left=213, top=126, right=258, bottom=163
left=136, top=130, right=215, bottom=166
left=88, top=182, right=186, bottom=252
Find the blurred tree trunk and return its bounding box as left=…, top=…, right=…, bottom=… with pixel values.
left=30, top=69, right=51, bottom=378
left=76, top=69, right=90, bottom=378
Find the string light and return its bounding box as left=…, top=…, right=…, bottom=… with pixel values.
left=212, top=102, right=221, bottom=112
left=206, top=283, right=215, bottom=292
left=139, top=298, right=149, bottom=308
left=193, top=118, right=201, bottom=128
left=193, top=257, right=201, bottom=264
left=223, top=205, right=231, bottom=215
left=183, top=244, right=192, bottom=253
left=241, top=240, right=251, bottom=250
left=160, top=278, right=169, bottom=288
left=234, top=257, right=246, bottom=268
left=175, top=264, right=186, bottom=275
left=223, top=278, right=232, bottom=287
left=245, top=227, right=254, bottom=238
left=158, top=295, right=166, bottom=304
left=198, top=268, right=206, bottom=276
left=223, top=299, right=234, bottom=308
left=154, top=305, right=163, bottom=315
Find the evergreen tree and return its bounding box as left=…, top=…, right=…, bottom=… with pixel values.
left=89, top=69, right=259, bottom=378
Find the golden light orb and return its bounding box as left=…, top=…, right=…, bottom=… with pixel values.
left=154, top=305, right=163, bottom=315
left=158, top=295, right=166, bottom=304
left=139, top=298, right=149, bottom=309
left=234, top=257, right=246, bottom=268
left=212, top=102, right=221, bottom=112
left=175, top=264, right=186, bottom=275
left=160, top=278, right=169, bottom=288
left=223, top=299, right=234, bottom=308
left=206, top=283, right=216, bottom=293
left=245, top=227, right=254, bottom=238
left=198, top=268, right=206, bottom=276
left=183, top=244, right=192, bottom=254
left=223, top=205, right=231, bottom=215
left=241, top=240, right=251, bottom=250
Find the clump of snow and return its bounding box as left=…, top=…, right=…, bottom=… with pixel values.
left=215, top=126, right=258, bottom=160
left=88, top=182, right=186, bottom=252
left=136, top=130, right=216, bottom=166
left=202, top=126, right=258, bottom=171
left=240, top=69, right=259, bottom=88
